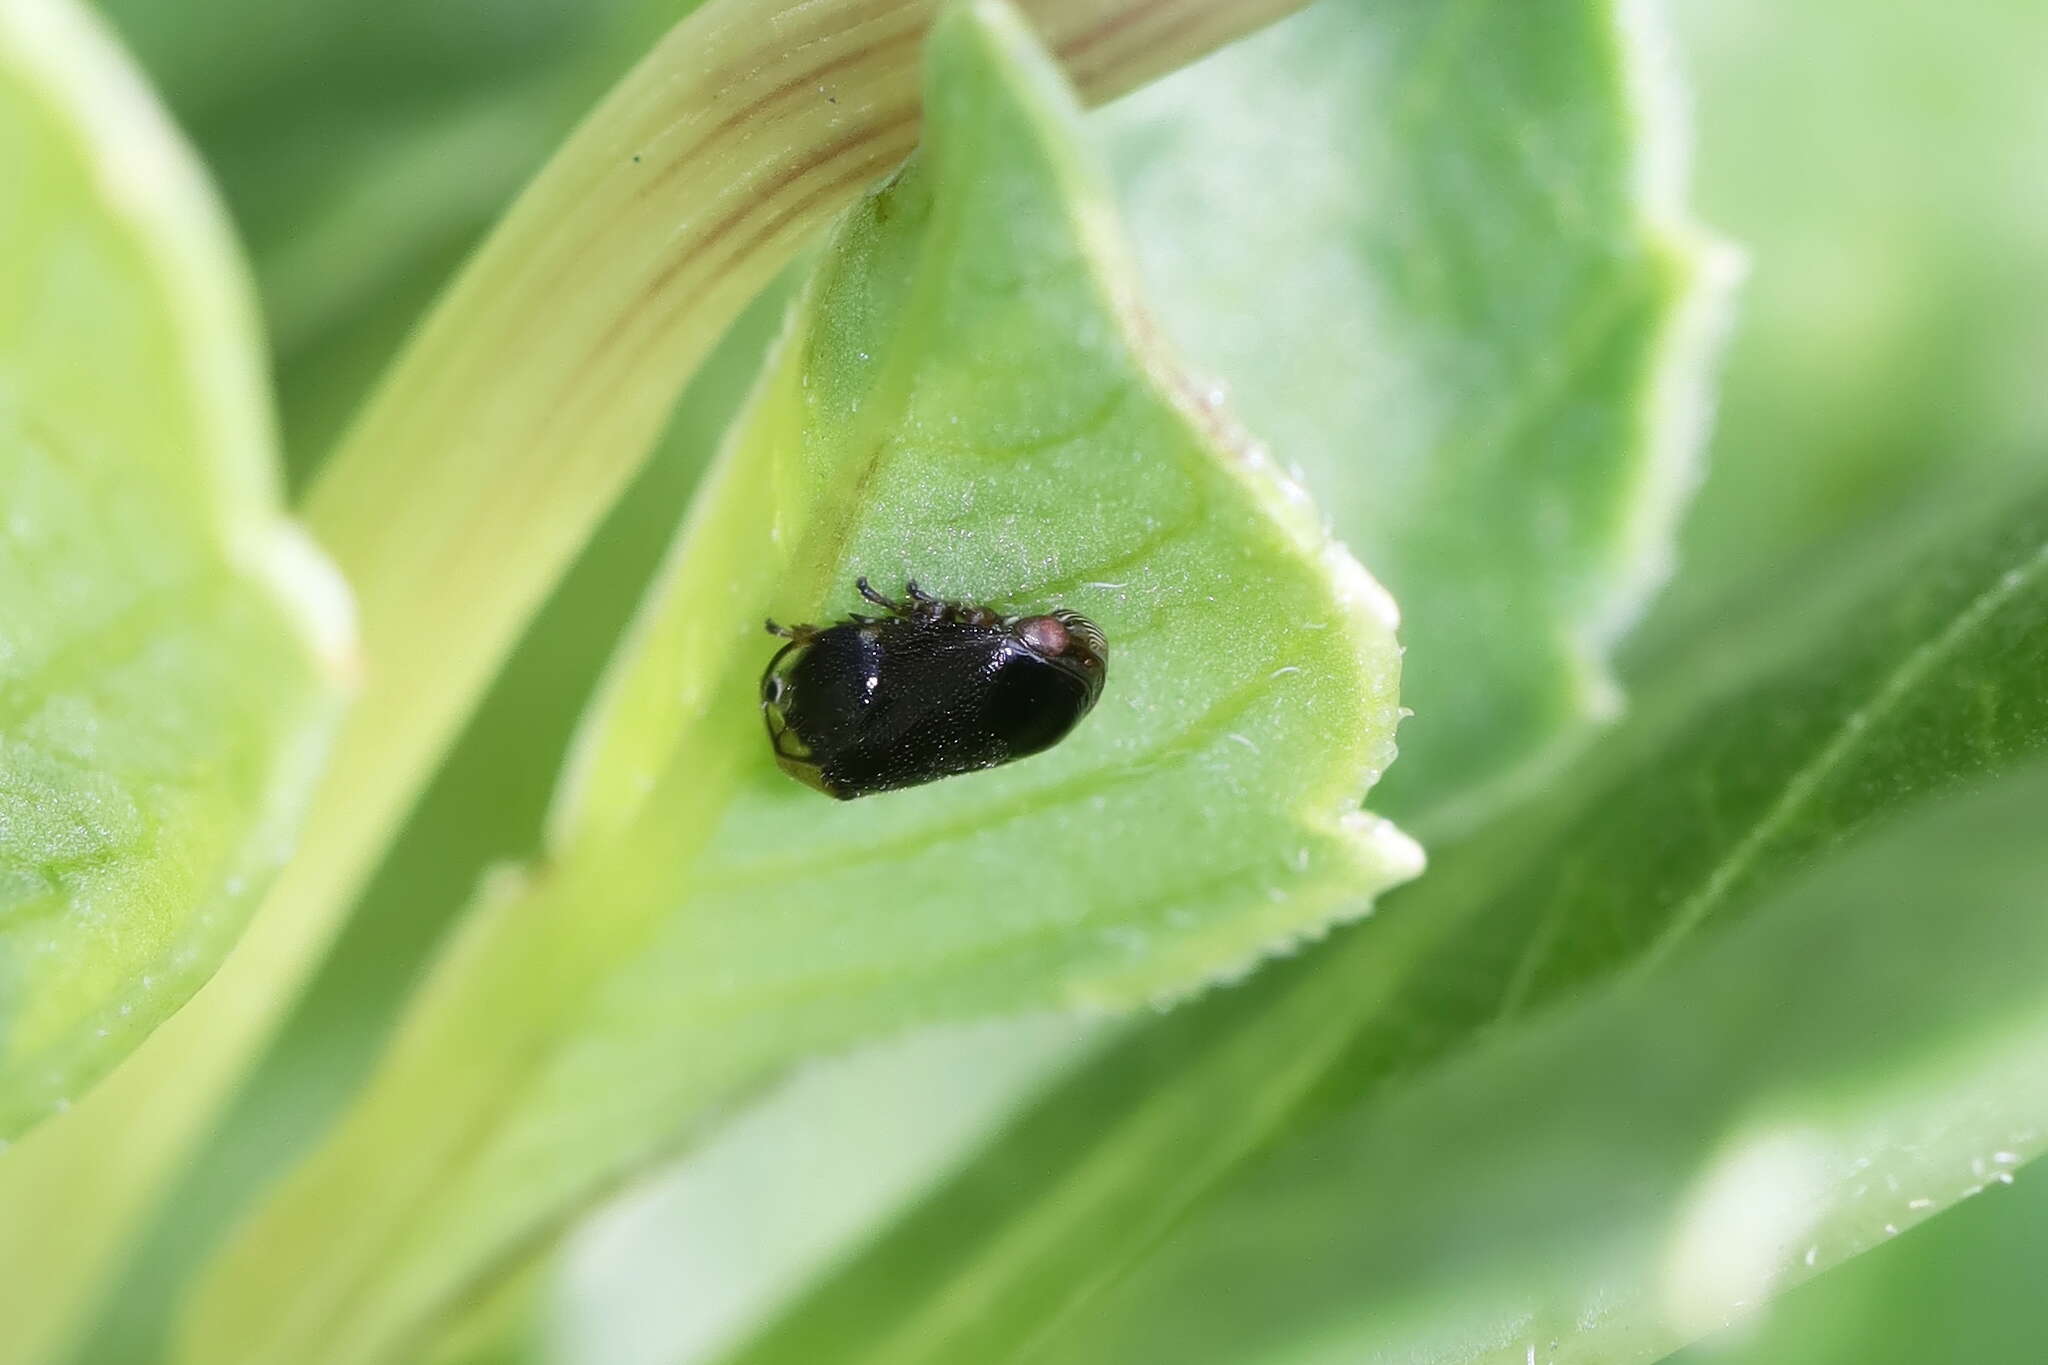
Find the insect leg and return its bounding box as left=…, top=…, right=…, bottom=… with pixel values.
left=857, top=576, right=909, bottom=615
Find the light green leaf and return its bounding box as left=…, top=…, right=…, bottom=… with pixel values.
left=537, top=3, right=1733, bottom=1358
left=720, top=487, right=2048, bottom=1365
left=0, top=0, right=349, bottom=1139
left=1099, top=0, right=1737, bottom=823
left=53, top=277, right=805, bottom=1365
left=0, top=0, right=1306, bottom=1358
left=1673, top=1043, right=2048, bottom=1365
left=177, top=6, right=1416, bottom=1363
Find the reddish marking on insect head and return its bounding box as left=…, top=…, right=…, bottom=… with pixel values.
left=1016, top=615, right=1071, bottom=658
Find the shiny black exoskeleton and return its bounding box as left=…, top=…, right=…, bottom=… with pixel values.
left=761, top=577, right=1107, bottom=799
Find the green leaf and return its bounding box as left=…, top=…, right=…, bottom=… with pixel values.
left=1672, top=1064, right=2048, bottom=1365
left=1098, top=0, right=1737, bottom=823
left=0, top=0, right=349, bottom=1139
left=0, top=0, right=1308, bottom=1358
left=49, top=279, right=806, bottom=1365
left=720, top=487, right=2048, bottom=1365
left=177, top=6, right=1418, bottom=1363
left=537, top=2, right=1734, bottom=1357
left=1028, top=765, right=2048, bottom=1365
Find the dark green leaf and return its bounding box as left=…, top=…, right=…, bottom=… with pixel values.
left=724, top=486, right=2048, bottom=1365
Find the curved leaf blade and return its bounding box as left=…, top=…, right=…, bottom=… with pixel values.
left=1039, top=756, right=2048, bottom=1365
left=728, top=485, right=2048, bottom=1365
left=179, top=6, right=1417, bottom=1362
left=0, top=0, right=350, bottom=1140
left=1101, top=0, right=1737, bottom=823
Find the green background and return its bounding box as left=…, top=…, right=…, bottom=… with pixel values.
left=14, top=0, right=2046, bottom=1359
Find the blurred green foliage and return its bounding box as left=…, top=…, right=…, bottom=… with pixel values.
left=56, top=2, right=753, bottom=1358
left=1, top=0, right=2041, bottom=1359
left=1102, top=0, right=1720, bottom=821
left=96, top=0, right=697, bottom=471
left=0, top=0, right=348, bottom=1142
left=1659, top=5, right=2048, bottom=1359
left=1647, top=0, right=2048, bottom=642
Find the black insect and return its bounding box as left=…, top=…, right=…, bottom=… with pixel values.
left=761, top=577, right=1108, bottom=799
